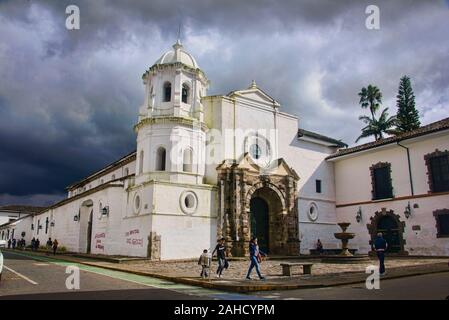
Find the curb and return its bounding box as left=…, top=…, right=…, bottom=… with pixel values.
left=4, top=249, right=449, bottom=293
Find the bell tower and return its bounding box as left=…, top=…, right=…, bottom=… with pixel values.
left=134, top=41, right=209, bottom=186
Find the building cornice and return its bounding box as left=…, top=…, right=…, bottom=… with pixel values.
left=134, top=116, right=208, bottom=132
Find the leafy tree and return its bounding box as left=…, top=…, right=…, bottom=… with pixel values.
left=358, top=85, right=382, bottom=120
left=356, top=108, right=399, bottom=142
left=396, top=75, right=420, bottom=132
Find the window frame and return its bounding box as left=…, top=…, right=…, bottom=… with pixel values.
left=370, top=162, right=394, bottom=200
left=181, top=83, right=190, bottom=104
left=156, top=147, right=167, bottom=171
left=163, top=82, right=172, bottom=102
left=424, top=149, right=449, bottom=193
left=433, top=208, right=449, bottom=238
left=315, top=179, right=322, bottom=194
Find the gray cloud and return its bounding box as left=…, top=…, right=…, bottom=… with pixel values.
left=0, top=0, right=448, bottom=205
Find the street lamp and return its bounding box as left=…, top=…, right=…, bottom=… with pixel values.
left=356, top=207, right=363, bottom=223
left=404, top=202, right=412, bottom=219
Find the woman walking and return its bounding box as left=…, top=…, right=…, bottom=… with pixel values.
left=246, top=237, right=267, bottom=280
left=52, top=239, right=59, bottom=255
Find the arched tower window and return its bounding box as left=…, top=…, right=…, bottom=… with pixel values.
left=163, top=82, right=171, bottom=102
left=139, top=151, right=144, bottom=174
left=156, top=147, right=166, bottom=171
left=182, top=83, right=190, bottom=104
left=183, top=148, right=193, bottom=173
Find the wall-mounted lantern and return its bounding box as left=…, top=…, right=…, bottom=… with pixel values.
left=50, top=221, right=55, bottom=227
left=31, top=224, right=34, bottom=230
left=355, top=207, right=363, bottom=223
left=73, top=213, right=80, bottom=222
left=101, top=206, right=109, bottom=217
left=404, top=202, right=412, bottom=219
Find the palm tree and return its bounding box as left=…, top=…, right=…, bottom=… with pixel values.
left=358, top=85, right=382, bottom=121
left=356, top=108, right=399, bottom=142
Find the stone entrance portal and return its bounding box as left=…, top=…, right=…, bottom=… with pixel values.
left=217, top=154, right=300, bottom=257
left=367, top=208, right=408, bottom=255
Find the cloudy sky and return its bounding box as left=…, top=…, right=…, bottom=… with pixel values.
left=0, top=0, right=448, bottom=206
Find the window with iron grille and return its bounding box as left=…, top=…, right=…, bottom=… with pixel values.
left=433, top=209, right=449, bottom=238
left=425, top=150, right=449, bottom=193
left=370, top=162, right=393, bottom=200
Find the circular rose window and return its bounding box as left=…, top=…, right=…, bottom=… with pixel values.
left=180, top=191, right=198, bottom=215
left=308, top=202, right=318, bottom=221
left=133, top=193, right=141, bottom=215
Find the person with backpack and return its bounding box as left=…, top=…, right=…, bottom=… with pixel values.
left=197, top=249, right=211, bottom=279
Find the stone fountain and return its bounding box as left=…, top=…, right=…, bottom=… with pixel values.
left=334, top=222, right=355, bottom=256
left=321, top=222, right=370, bottom=263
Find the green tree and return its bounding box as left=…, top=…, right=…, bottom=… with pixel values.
left=356, top=108, right=399, bottom=142
left=358, top=85, right=382, bottom=121
left=396, top=75, right=420, bottom=132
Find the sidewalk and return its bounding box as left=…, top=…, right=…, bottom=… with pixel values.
left=4, top=249, right=448, bottom=293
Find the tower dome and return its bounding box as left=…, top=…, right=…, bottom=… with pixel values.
left=153, top=40, right=199, bottom=69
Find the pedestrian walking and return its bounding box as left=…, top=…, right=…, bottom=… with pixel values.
left=35, top=238, right=40, bottom=251
left=46, top=238, right=53, bottom=250
left=198, top=249, right=211, bottom=279
left=31, top=238, right=36, bottom=251
left=212, top=238, right=228, bottom=278
left=246, top=237, right=267, bottom=280
left=12, top=238, right=16, bottom=250
left=52, top=239, right=59, bottom=255
left=374, top=232, right=388, bottom=275
left=316, top=239, right=323, bottom=255
left=7, top=239, right=11, bottom=249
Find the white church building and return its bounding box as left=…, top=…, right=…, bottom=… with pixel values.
left=1, top=42, right=448, bottom=259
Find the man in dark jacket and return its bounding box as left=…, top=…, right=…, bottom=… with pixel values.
left=212, top=238, right=227, bottom=278
left=374, top=232, right=388, bottom=275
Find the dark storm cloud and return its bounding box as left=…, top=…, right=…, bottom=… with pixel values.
left=0, top=0, right=448, bottom=205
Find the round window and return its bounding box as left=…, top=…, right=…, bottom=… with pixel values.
left=244, top=133, right=271, bottom=167
left=308, top=202, right=318, bottom=221
left=180, top=191, right=198, bottom=215
left=133, top=194, right=141, bottom=214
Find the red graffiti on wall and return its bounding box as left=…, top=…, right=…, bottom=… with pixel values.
left=95, top=232, right=106, bottom=251
left=125, top=229, right=142, bottom=247
left=125, top=229, right=139, bottom=237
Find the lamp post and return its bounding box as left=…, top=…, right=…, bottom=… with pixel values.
left=355, top=207, right=362, bottom=223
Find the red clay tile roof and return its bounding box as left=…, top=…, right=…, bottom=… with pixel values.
left=326, top=117, right=449, bottom=160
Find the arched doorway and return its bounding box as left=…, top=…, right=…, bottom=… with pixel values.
left=79, top=200, right=94, bottom=254
left=367, top=208, right=407, bottom=255
left=249, top=186, right=285, bottom=255
left=377, top=215, right=401, bottom=253
left=250, top=197, right=269, bottom=253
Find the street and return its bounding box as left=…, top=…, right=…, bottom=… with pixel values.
left=1, top=251, right=448, bottom=300
left=255, top=272, right=449, bottom=300
left=0, top=251, right=256, bottom=300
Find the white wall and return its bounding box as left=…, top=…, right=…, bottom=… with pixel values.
left=333, top=131, right=449, bottom=256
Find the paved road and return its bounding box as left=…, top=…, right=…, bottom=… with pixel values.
left=0, top=251, right=257, bottom=300
left=2, top=251, right=448, bottom=300
left=255, top=272, right=449, bottom=300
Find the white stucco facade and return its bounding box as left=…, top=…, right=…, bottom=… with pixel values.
left=1, top=42, right=448, bottom=259
left=330, top=129, right=449, bottom=256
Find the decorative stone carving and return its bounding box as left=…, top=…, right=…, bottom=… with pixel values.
left=366, top=208, right=408, bottom=255
left=217, top=154, right=300, bottom=257
left=147, top=232, right=161, bottom=260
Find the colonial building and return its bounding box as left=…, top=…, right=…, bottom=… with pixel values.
left=1, top=42, right=448, bottom=258
left=329, top=118, right=449, bottom=256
